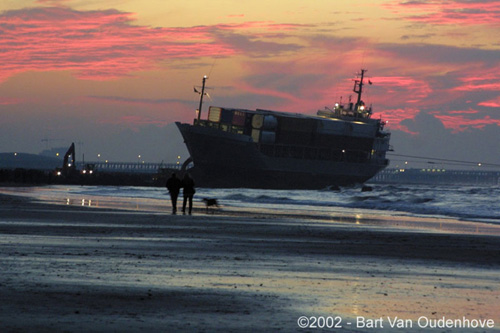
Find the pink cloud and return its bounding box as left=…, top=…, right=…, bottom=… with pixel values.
left=0, top=6, right=236, bottom=81
left=447, top=110, right=479, bottom=114
left=384, top=0, right=500, bottom=26
left=478, top=97, right=500, bottom=108
left=374, top=107, right=421, bottom=134
left=454, top=82, right=500, bottom=92
left=370, top=76, right=432, bottom=103
left=430, top=109, right=500, bottom=132
left=0, top=7, right=307, bottom=82
left=453, top=69, right=500, bottom=94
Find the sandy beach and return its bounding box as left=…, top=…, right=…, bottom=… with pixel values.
left=0, top=192, right=499, bottom=332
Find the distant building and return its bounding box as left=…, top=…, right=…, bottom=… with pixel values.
left=0, top=152, right=61, bottom=170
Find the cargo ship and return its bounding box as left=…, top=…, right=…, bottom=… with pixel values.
left=176, top=69, right=391, bottom=189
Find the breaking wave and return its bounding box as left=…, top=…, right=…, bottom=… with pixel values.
left=28, top=183, right=500, bottom=224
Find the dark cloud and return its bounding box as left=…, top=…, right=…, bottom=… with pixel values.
left=391, top=120, right=500, bottom=167
left=210, top=30, right=303, bottom=57
left=384, top=0, right=500, bottom=27
left=87, top=95, right=191, bottom=106
left=377, top=43, right=500, bottom=65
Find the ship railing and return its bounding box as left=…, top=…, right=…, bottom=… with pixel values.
left=194, top=119, right=245, bottom=134
left=257, top=143, right=387, bottom=164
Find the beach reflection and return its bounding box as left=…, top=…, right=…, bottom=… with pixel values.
left=1, top=188, right=499, bottom=331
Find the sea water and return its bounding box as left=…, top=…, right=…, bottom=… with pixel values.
left=10, top=183, right=499, bottom=225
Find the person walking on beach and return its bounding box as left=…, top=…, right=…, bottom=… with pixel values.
left=181, top=173, right=195, bottom=215
left=166, top=173, right=181, bottom=214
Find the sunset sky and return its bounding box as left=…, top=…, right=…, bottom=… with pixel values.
left=0, top=0, right=499, bottom=168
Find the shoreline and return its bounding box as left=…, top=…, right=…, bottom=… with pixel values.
left=2, top=186, right=500, bottom=237
left=1, top=192, right=499, bottom=331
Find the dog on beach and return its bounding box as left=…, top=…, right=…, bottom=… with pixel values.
left=202, top=198, right=219, bottom=213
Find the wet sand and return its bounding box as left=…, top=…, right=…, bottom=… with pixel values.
left=0, top=193, right=499, bottom=332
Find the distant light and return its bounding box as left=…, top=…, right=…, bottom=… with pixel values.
left=478, top=163, right=482, bottom=167
left=89, top=170, right=93, bottom=174
left=335, top=103, right=339, bottom=108
left=14, top=152, right=17, bottom=156
left=56, top=153, right=59, bottom=157
left=82, top=170, right=87, bottom=174
left=360, top=105, right=365, bottom=111
left=67, top=163, right=72, bottom=167
left=342, top=149, right=346, bottom=153
left=57, top=171, right=62, bottom=176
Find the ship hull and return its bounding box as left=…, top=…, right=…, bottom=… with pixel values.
left=176, top=122, right=387, bottom=189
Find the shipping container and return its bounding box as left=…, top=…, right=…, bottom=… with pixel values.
left=208, top=107, right=221, bottom=122
left=252, top=114, right=264, bottom=129
left=232, top=110, right=246, bottom=126
left=251, top=129, right=260, bottom=143
left=262, top=115, right=278, bottom=130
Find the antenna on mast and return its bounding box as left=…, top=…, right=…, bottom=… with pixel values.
left=353, top=69, right=366, bottom=106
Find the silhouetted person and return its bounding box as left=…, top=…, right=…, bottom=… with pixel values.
left=181, top=173, right=195, bottom=215
left=166, top=173, right=181, bottom=214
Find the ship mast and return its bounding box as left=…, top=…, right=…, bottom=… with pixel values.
left=196, top=75, right=207, bottom=121
left=353, top=69, right=366, bottom=107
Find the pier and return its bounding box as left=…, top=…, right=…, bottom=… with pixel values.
left=372, top=168, right=500, bottom=185
left=78, top=161, right=181, bottom=174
